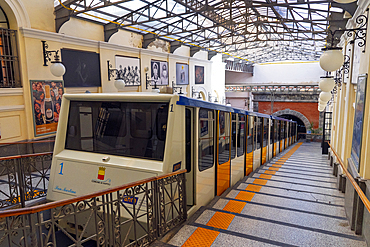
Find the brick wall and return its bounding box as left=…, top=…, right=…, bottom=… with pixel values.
left=257, top=101, right=320, bottom=128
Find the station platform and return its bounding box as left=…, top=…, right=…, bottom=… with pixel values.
left=166, top=142, right=366, bottom=247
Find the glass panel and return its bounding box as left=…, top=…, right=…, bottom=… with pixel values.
left=263, top=118, right=268, bottom=147
left=256, top=117, right=262, bottom=149
left=65, top=101, right=169, bottom=161
left=218, top=111, right=230, bottom=164
left=231, top=113, right=237, bottom=160
left=199, top=109, right=214, bottom=171
left=237, top=115, right=245, bottom=157
left=247, top=116, right=254, bottom=153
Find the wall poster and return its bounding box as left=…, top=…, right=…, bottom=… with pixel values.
left=115, top=56, right=141, bottom=86
left=351, top=73, right=367, bottom=171
left=176, top=63, right=189, bottom=85
left=195, top=65, right=205, bottom=84
left=151, top=60, right=168, bottom=86
left=61, top=49, right=101, bottom=87
left=31, top=80, right=64, bottom=136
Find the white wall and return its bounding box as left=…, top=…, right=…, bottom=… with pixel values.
left=226, top=61, right=324, bottom=84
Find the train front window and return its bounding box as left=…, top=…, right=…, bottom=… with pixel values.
left=65, top=101, right=169, bottom=161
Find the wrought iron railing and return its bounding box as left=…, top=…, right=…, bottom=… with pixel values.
left=0, top=152, right=52, bottom=208
left=0, top=169, right=187, bottom=246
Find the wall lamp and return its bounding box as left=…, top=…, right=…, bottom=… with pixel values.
left=208, top=92, right=218, bottom=103
left=107, top=60, right=125, bottom=90
left=191, top=86, right=202, bottom=99
left=42, top=41, right=65, bottom=77
left=146, top=72, right=159, bottom=91
left=172, top=81, right=184, bottom=94
left=319, top=12, right=367, bottom=72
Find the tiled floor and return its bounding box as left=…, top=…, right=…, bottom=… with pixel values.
left=167, top=142, right=367, bottom=247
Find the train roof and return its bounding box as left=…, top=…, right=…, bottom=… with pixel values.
left=61, top=93, right=295, bottom=123
left=177, top=96, right=296, bottom=123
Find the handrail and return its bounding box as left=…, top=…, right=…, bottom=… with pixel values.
left=0, top=169, right=187, bottom=218
left=0, top=152, right=53, bottom=161
left=327, top=142, right=370, bottom=213
left=0, top=140, right=55, bottom=146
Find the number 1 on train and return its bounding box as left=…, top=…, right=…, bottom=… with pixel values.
left=59, top=163, right=64, bottom=175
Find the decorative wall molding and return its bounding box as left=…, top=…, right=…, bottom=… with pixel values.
left=20, top=28, right=99, bottom=48
left=6, top=0, right=31, bottom=28
left=99, top=42, right=141, bottom=54
left=0, top=88, right=23, bottom=96
left=20, top=28, right=214, bottom=64
left=0, top=105, right=25, bottom=112
left=252, top=92, right=320, bottom=102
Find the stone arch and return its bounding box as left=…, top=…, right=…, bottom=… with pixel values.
left=273, top=109, right=311, bottom=131
left=2, top=0, right=31, bottom=29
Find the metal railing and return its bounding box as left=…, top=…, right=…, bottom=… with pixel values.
left=0, top=152, right=52, bottom=209
left=0, top=169, right=187, bottom=246
left=327, top=142, right=370, bottom=213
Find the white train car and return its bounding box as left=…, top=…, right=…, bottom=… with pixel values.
left=47, top=93, right=297, bottom=217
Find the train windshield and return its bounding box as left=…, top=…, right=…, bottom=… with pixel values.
left=65, top=101, right=169, bottom=161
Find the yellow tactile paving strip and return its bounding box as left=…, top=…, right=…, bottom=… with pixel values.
left=181, top=142, right=303, bottom=247
left=223, top=200, right=247, bottom=214
left=246, top=184, right=262, bottom=192
left=182, top=227, right=219, bottom=247
left=235, top=191, right=255, bottom=201
left=207, top=211, right=235, bottom=230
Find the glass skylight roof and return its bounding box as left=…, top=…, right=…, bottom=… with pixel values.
left=55, top=0, right=348, bottom=64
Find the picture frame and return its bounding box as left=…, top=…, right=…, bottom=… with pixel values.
left=30, top=80, right=64, bottom=137
left=115, top=56, right=141, bottom=86
left=61, top=49, right=101, bottom=87
left=151, top=60, right=168, bottom=86
left=195, top=65, right=205, bottom=84
left=176, top=63, right=189, bottom=85
left=350, top=73, right=367, bottom=171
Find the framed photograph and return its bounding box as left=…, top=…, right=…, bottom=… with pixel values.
left=350, top=73, right=367, bottom=171
left=151, top=60, right=168, bottom=86
left=115, top=56, right=141, bottom=86
left=61, top=49, right=101, bottom=87
left=195, top=65, right=205, bottom=84
left=30, top=80, right=64, bottom=136
left=176, top=63, right=189, bottom=85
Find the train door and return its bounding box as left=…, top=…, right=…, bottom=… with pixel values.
left=231, top=113, right=244, bottom=186
left=246, top=116, right=253, bottom=175
left=285, top=122, right=288, bottom=149
left=280, top=121, right=284, bottom=152
left=198, top=109, right=215, bottom=209
left=216, top=111, right=231, bottom=196
left=185, top=107, right=195, bottom=208
left=270, top=119, right=274, bottom=159
left=253, top=117, right=262, bottom=170
left=261, top=118, right=268, bottom=165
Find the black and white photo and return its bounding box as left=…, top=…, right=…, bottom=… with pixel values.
left=115, top=56, right=141, bottom=86
left=151, top=60, right=169, bottom=86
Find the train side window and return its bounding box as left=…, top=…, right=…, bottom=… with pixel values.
left=237, top=115, right=245, bottom=157
left=218, top=111, right=230, bottom=164
left=247, top=116, right=253, bottom=153
left=270, top=120, right=274, bottom=145
left=231, top=113, right=237, bottom=160
left=263, top=118, right=268, bottom=147
left=256, top=117, right=262, bottom=150
left=199, top=109, right=214, bottom=172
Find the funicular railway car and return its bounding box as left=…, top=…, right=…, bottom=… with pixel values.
left=47, top=93, right=296, bottom=237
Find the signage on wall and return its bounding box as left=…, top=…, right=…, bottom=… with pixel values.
left=30, top=80, right=64, bottom=137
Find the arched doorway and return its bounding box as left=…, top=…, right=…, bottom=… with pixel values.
left=279, top=114, right=306, bottom=140
left=273, top=109, right=311, bottom=141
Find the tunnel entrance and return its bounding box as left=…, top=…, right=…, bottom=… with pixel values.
left=279, top=114, right=307, bottom=140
